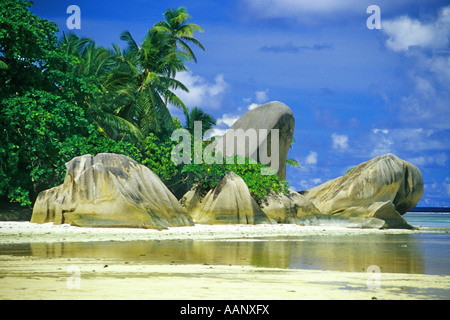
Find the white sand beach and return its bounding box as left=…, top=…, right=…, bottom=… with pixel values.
left=0, top=222, right=449, bottom=300
left=0, top=221, right=419, bottom=244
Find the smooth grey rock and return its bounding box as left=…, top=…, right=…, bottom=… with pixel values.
left=213, top=101, right=295, bottom=180
left=193, top=172, right=273, bottom=224
left=301, top=154, right=423, bottom=229
left=259, top=191, right=320, bottom=223
left=31, top=153, right=194, bottom=229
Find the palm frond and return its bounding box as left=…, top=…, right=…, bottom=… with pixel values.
left=0, top=60, right=8, bottom=70
left=120, top=31, right=140, bottom=55
left=286, top=159, right=302, bottom=168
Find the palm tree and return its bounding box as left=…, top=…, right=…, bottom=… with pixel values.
left=286, top=137, right=302, bottom=168
left=184, top=106, right=216, bottom=137
left=59, top=32, right=92, bottom=59
left=111, top=29, right=190, bottom=136
left=58, top=11, right=202, bottom=142
left=153, top=7, right=205, bottom=107
left=153, top=7, right=205, bottom=64
left=59, top=33, right=145, bottom=142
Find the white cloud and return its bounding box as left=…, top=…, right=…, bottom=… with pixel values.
left=444, top=177, right=450, bottom=196
left=247, top=103, right=259, bottom=111
left=296, top=178, right=323, bottom=191
left=206, top=128, right=228, bottom=138
left=382, top=6, right=450, bottom=52
left=381, top=5, right=450, bottom=130
left=255, top=90, right=269, bottom=103
left=383, top=17, right=438, bottom=52
left=372, top=129, right=389, bottom=135
left=173, top=71, right=228, bottom=110
left=398, top=75, right=450, bottom=130
left=245, top=89, right=269, bottom=111
left=216, top=113, right=240, bottom=127
left=368, top=127, right=448, bottom=158
left=407, top=153, right=448, bottom=168
left=370, top=129, right=394, bottom=157
left=305, top=151, right=318, bottom=165
left=331, top=133, right=349, bottom=151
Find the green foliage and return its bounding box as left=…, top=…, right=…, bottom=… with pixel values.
left=0, top=88, right=142, bottom=206
left=0, top=1, right=288, bottom=208
left=181, top=153, right=290, bottom=203
left=184, top=106, right=216, bottom=136
left=141, top=133, right=179, bottom=185
left=286, top=158, right=301, bottom=168
left=0, top=1, right=143, bottom=206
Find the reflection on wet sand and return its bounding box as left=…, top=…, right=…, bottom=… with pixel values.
left=13, top=233, right=427, bottom=274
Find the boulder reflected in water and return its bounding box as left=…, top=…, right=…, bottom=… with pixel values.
left=19, top=233, right=427, bottom=274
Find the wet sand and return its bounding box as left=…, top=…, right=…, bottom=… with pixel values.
left=1, top=255, right=449, bottom=300
left=0, top=222, right=449, bottom=300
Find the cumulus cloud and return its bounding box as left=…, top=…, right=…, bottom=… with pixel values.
left=244, top=89, right=269, bottom=111
left=407, top=153, right=448, bottom=168
left=398, top=75, right=450, bottom=130
left=305, top=151, right=318, bottom=165
left=444, top=177, right=450, bottom=196
left=255, top=89, right=269, bottom=103
left=381, top=5, right=450, bottom=131
left=173, top=71, right=228, bottom=110
left=247, top=103, right=259, bottom=111
left=205, top=128, right=228, bottom=139
left=216, top=113, right=240, bottom=127
left=331, top=133, right=349, bottom=152
left=369, top=128, right=448, bottom=156
left=382, top=6, right=450, bottom=52
left=370, top=129, right=394, bottom=157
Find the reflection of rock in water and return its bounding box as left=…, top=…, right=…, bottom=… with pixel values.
left=287, top=234, right=425, bottom=274
left=29, top=240, right=291, bottom=269
left=28, top=234, right=426, bottom=274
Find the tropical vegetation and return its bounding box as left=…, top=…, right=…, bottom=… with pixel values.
left=0, top=0, right=290, bottom=208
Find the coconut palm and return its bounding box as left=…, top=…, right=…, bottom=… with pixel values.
left=58, top=33, right=145, bottom=142
left=111, top=29, right=190, bottom=136
left=59, top=32, right=92, bottom=59
left=286, top=137, right=302, bottom=168
left=153, top=7, right=205, bottom=64
left=184, top=106, right=216, bottom=137
left=153, top=7, right=205, bottom=106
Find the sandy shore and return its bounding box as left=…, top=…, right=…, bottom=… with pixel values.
left=0, top=221, right=421, bottom=244
left=1, top=222, right=449, bottom=300
left=1, top=255, right=449, bottom=300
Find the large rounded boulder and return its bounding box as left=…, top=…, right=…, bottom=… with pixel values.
left=31, top=153, right=194, bottom=229
left=190, top=172, right=273, bottom=225
left=213, top=101, right=295, bottom=180
left=302, top=154, right=424, bottom=229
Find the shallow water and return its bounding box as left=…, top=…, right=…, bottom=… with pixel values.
left=0, top=211, right=448, bottom=275
left=0, top=232, right=449, bottom=275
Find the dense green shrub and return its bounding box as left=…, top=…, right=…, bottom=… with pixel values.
left=181, top=153, right=290, bottom=203
left=0, top=89, right=144, bottom=205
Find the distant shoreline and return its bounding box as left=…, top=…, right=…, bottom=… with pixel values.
left=410, top=207, right=450, bottom=213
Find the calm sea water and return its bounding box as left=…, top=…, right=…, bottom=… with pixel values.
left=0, top=212, right=449, bottom=275
left=403, top=212, right=450, bottom=229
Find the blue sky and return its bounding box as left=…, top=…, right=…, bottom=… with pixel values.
left=31, top=0, right=450, bottom=207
